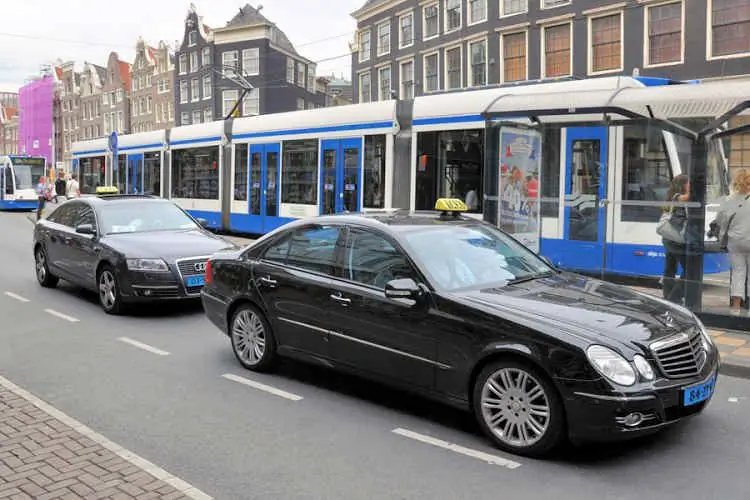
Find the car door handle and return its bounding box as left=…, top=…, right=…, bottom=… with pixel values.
left=259, top=276, right=278, bottom=287
left=330, top=293, right=351, bottom=306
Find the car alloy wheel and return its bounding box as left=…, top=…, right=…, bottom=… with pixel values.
left=473, top=361, right=564, bottom=457
left=98, top=267, right=123, bottom=314
left=35, top=248, right=58, bottom=288
left=230, top=305, right=276, bottom=372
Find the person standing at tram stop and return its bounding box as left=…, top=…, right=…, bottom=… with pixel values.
left=716, top=169, right=750, bottom=316
left=661, top=174, right=691, bottom=304
left=65, top=173, right=80, bottom=199
left=36, top=176, right=53, bottom=221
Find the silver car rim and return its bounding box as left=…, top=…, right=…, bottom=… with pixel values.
left=480, top=367, right=551, bottom=448
left=232, top=310, right=266, bottom=365
left=36, top=251, right=46, bottom=281
left=99, top=271, right=117, bottom=309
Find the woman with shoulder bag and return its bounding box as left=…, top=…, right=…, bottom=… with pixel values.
left=659, top=174, right=690, bottom=304
left=716, top=169, right=750, bottom=316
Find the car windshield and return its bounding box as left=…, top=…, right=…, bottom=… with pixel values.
left=99, top=202, right=199, bottom=235
left=401, top=224, right=554, bottom=291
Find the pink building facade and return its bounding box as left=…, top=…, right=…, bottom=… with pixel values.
left=18, top=75, right=55, bottom=164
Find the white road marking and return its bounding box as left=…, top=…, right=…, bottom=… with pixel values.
left=117, top=337, right=170, bottom=356
left=221, top=373, right=303, bottom=401
left=392, top=428, right=522, bottom=470
left=4, top=291, right=29, bottom=303
left=0, top=375, right=213, bottom=500
left=43, top=308, right=79, bottom=322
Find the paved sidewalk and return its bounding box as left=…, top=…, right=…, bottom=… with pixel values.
left=0, top=376, right=211, bottom=500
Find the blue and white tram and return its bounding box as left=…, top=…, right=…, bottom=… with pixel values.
left=0, top=155, right=47, bottom=210
left=71, top=138, right=108, bottom=195
left=410, top=75, right=729, bottom=277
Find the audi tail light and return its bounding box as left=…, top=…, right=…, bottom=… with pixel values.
left=205, top=259, right=213, bottom=285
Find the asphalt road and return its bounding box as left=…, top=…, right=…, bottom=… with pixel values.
left=1, top=211, right=747, bottom=500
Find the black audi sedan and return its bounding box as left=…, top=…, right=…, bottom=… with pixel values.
left=200, top=199, right=719, bottom=457
left=33, top=194, right=237, bottom=314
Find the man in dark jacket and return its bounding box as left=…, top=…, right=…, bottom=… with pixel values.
left=54, top=174, right=67, bottom=203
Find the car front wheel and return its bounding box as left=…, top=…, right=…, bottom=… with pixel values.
left=230, top=304, right=277, bottom=372
left=472, top=360, right=565, bottom=457
left=35, top=247, right=59, bottom=288
left=98, top=265, right=124, bottom=315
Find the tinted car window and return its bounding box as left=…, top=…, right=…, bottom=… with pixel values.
left=98, top=202, right=199, bottom=234
left=263, top=226, right=342, bottom=275
left=48, top=203, right=78, bottom=227
left=73, top=205, right=97, bottom=230
left=344, top=228, right=417, bottom=289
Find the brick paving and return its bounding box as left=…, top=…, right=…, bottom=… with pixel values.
left=0, top=377, right=211, bottom=500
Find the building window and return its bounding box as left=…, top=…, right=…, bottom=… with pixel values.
left=468, top=39, right=487, bottom=87
left=192, top=109, right=202, bottom=124
left=191, top=78, right=200, bottom=102
left=203, top=75, right=212, bottom=99
left=501, top=0, right=528, bottom=17
left=358, top=30, right=371, bottom=63
left=543, top=23, right=572, bottom=77
left=502, top=31, right=527, bottom=82
left=179, top=54, right=187, bottom=74
left=399, top=12, right=414, bottom=49
left=469, top=0, right=487, bottom=24
left=400, top=60, right=414, bottom=99
left=171, top=146, right=220, bottom=200
left=377, top=21, right=391, bottom=56
left=188, top=31, right=197, bottom=46
left=243, top=88, right=259, bottom=116
left=307, top=63, right=316, bottom=93
left=445, top=0, right=462, bottom=32
left=590, top=13, right=622, bottom=73
left=296, top=62, right=305, bottom=87
left=204, top=108, right=212, bottom=123
left=542, top=0, right=571, bottom=8
left=242, top=48, right=260, bottom=76
left=181, top=111, right=190, bottom=126
left=222, top=89, right=239, bottom=117
left=364, top=135, right=386, bottom=208
left=146, top=96, right=152, bottom=113
left=297, top=98, right=305, bottom=110
left=179, top=80, right=188, bottom=103
left=202, top=47, right=211, bottom=66
left=286, top=58, right=295, bottom=83
left=424, top=52, right=439, bottom=92
left=378, top=66, right=392, bottom=101
left=445, top=47, right=461, bottom=89
left=190, top=52, right=199, bottom=73
left=423, top=3, right=439, bottom=39
left=281, top=139, right=319, bottom=205
left=646, top=2, right=683, bottom=66
left=710, top=0, right=750, bottom=58
left=359, top=72, right=371, bottom=103
left=222, top=51, right=239, bottom=77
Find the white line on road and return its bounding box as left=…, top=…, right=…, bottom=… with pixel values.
left=117, top=337, right=170, bottom=356
left=43, top=308, right=79, bottom=322
left=4, top=291, right=29, bottom=303
left=221, top=373, right=303, bottom=401
left=392, top=428, right=522, bottom=470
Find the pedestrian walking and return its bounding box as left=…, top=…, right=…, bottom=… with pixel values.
left=66, top=173, right=80, bottom=199
left=54, top=173, right=67, bottom=203
left=36, top=176, right=53, bottom=221
left=716, top=168, right=750, bottom=316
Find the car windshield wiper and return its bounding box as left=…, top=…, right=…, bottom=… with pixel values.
left=505, top=271, right=556, bottom=286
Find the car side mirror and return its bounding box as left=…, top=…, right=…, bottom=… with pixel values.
left=384, top=278, right=422, bottom=300
left=196, top=217, right=209, bottom=228
left=75, top=223, right=95, bottom=235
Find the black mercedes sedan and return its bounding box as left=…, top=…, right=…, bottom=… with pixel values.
left=33, top=194, right=237, bottom=314
left=200, top=200, right=719, bottom=457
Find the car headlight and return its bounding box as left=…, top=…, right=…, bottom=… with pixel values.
left=586, top=345, right=637, bottom=386
left=693, top=314, right=714, bottom=350
left=126, top=258, right=169, bottom=272
left=632, top=354, right=655, bottom=381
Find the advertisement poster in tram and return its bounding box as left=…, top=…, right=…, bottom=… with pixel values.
left=498, top=127, right=542, bottom=252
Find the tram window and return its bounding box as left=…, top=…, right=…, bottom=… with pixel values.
left=415, top=130, right=483, bottom=212
left=144, top=152, right=161, bottom=196
left=281, top=139, right=318, bottom=205
left=79, top=157, right=106, bottom=195
left=171, top=146, right=219, bottom=200
left=363, top=135, right=385, bottom=208
left=621, top=126, right=672, bottom=222
left=540, top=127, right=561, bottom=218
left=234, top=144, right=248, bottom=201
left=4, top=166, right=12, bottom=194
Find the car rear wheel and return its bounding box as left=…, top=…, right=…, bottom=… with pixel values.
left=472, top=360, right=565, bottom=457
left=98, top=266, right=124, bottom=315
left=230, top=304, right=277, bottom=372
left=35, top=248, right=59, bottom=288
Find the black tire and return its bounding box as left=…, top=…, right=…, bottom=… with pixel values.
left=97, top=265, right=125, bottom=315
left=230, top=304, right=277, bottom=372
left=35, top=247, right=59, bottom=288
left=472, top=359, right=565, bottom=457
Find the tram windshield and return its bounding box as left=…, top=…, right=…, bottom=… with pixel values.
left=672, top=122, right=730, bottom=203
left=10, top=157, right=46, bottom=190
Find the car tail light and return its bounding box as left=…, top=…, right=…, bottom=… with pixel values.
left=205, top=259, right=213, bottom=285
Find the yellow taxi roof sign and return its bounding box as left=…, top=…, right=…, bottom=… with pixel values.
left=434, top=198, right=467, bottom=212
left=96, top=186, right=120, bottom=195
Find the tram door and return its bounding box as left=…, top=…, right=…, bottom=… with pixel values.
left=562, top=127, right=609, bottom=271
left=249, top=143, right=281, bottom=233
left=320, top=138, right=362, bottom=215
left=127, top=154, right=144, bottom=194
